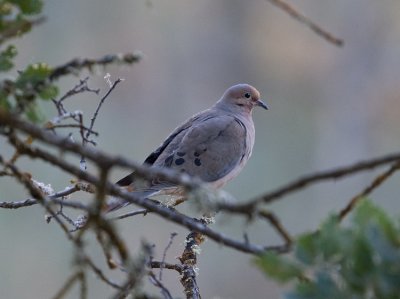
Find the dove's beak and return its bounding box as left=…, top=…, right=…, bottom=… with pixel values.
left=256, top=99, right=269, bottom=110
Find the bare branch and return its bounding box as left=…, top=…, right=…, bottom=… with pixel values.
left=0, top=185, right=84, bottom=210
left=150, top=261, right=183, bottom=274
left=179, top=226, right=205, bottom=299
left=218, top=153, right=400, bottom=214
left=0, top=197, right=37, bottom=209
left=49, top=53, right=142, bottom=82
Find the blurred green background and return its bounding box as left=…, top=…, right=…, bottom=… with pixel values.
left=1, top=1, right=400, bottom=298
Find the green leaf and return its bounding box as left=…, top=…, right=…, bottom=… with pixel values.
left=0, top=45, right=17, bottom=71
left=317, top=216, right=345, bottom=261
left=295, top=233, right=318, bottom=265
left=255, top=252, right=303, bottom=283
left=0, top=95, right=11, bottom=110
left=16, top=62, right=53, bottom=87
left=25, top=102, right=42, bottom=122
left=0, top=3, right=13, bottom=16
left=38, top=84, right=58, bottom=100
left=354, top=200, right=399, bottom=245
left=9, top=0, right=43, bottom=15
left=261, top=200, right=400, bottom=299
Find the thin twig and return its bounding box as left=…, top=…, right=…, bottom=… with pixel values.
left=46, top=124, right=98, bottom=136
left=159, top=232, right=178, bottom=281
left=85, top=256, right=123, bottom=290
left=338, top=161, right=400, bottom=221
left=149, top=272, right=173, bottom=299
left=111, top=208, right=148, bottom=220
left=266, top=0, right=343, bottom=46
left=258, top=209, right=293, bottom=247
left=51, top=271, right=84, bottom=299
left=0, top=155, right=75, bottom=241
left=112, top=242, right=152, bottom=299
left=80, top=78, right=123, bottom=170
left=86, top=78, right=122, bottom=142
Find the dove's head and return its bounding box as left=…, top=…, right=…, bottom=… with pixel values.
left=216, top=84, right=268, bottom=115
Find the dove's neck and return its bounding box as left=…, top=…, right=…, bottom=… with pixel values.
left=213, top=101, right=254, bottom=123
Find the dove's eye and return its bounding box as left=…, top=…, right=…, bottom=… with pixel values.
left=244, top=92, right=251, bottom=99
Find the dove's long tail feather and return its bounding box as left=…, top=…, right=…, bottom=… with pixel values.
left=104, top=190, right=156, bottom=213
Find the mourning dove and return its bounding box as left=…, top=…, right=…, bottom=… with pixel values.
left=106, top=84, right=268, bottom=212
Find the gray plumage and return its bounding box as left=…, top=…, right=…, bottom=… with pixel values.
left=106, top=84, right=268, bottom=212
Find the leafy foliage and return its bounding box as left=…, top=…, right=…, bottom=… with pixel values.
left=0, top=0, right=59, bottom=121
left=255, top=200, right=400, bottom=299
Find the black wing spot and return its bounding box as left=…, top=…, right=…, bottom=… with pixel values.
left=194, top=151, right=200, bottom=157
left=194, top=158, right=201, bottom=166
left=177, top=152, right=186, bottom=157
left=164, top=155, right=174, bottom=167
left=175, top=158, right=185, bottom=165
